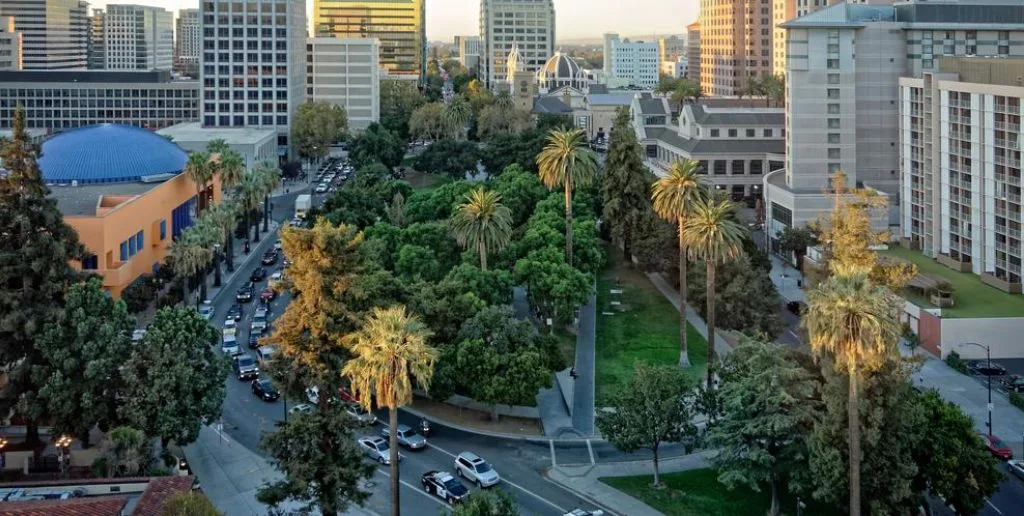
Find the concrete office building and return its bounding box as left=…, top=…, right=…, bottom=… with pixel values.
left=773, top=1, right=897, bottom=77
left=0, top=70, right=198, bottom=131
left=602, top=33, right=659, bottom=89
left=0, top=15, right=22, bottom=70
left=306, top=37, right=380, bottom=131
left=458, top=35, right=481, bottom=75
left=698, top=0, right=772, bottom=96
left=686, top=22, right=700, bottom=83
left=764, top=1, right=1024, bottom=246
left=88, top=8, right=104, bottom=69
left=158, top=122, right=277, bottom=170
left=658, top=35, right=686, bottom=63
left=480, top=0, right=555, bottom=89
left=313, top=0, right=425, bottom=82
left=200, top=0, right=307, bottom=156
left=900, top=56, right=1024, bottom=292
left=103, top=4, right=174, bottom=71
left=661, top=57, right=688, bottom=79
left=0, top=0, right=88, bottom=70
left=175, top=8, right=200, bottom=77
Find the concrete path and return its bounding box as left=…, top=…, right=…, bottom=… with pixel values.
left=769, top=255, right=808, bottom=303
left=572, top=293, right=597, bottom=436
left=547, top=451, right=715, bottom=516
left=645, top=272, right=732, bottom=358
left=516, top=287, right=576, bottom=437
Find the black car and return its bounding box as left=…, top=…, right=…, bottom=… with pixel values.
left=233, top=355, right=259, bottom=380
left=235, top=284, right=254, bottom=303
left=261, top=250, right=278, bottom=266
left=421, top=471, right=469, bottom=504
left=970, top=361, right=1008, bottom=376
left=227, top=304, right=244, bottom=321
left=250, top=267, right=267, bottom=282
left=251, top=378, right=279, bottom=401
left=1001, top=374, right=1024, bottom=392
left=248, top=330, right=262, bottom=349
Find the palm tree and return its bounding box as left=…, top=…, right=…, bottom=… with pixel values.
left=680, top=196, right=746, bottom=388
left=239, top=173, right=263, bottom=244
left=803, top=273, right=901, bottom=516
left=449, top=188, right=513, bottom=270
left=185, top=151, right=214, bottom=213
left=443, top=95, right=472, bottom=140
left=343, top=306, right=437, bottom=516
left=170, top=229, right=212, bottom=306
left=255, top=161, right=281, bottom=233
left=216, top=149, right=245, bottom=194
left=651, top=159, right=708, bottom=366
left=536, top=128, right=598, bottom=266
left=202, top=201, right=237, bottom=284
left=206, top=138, right=230, bottom=155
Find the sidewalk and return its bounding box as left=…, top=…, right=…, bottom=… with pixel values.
left=572, top=292, right=597, bottom=436
left=769, top=255, right=807, bottom=303
left=645, top=272, right=733, bottom=358
left=547, top=451, right=715, bottom=516
left=184, top=426, right=378, bottom=516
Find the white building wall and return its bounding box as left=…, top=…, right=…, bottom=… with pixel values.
left=480, top=0, right=555, bottom=89
left=307, top=37, right=380, bottom=132
left=104, top=5, right=174, bottom=71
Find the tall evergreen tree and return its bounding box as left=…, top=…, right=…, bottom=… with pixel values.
left=0, top=106, right=84, bottom=444
left=602, top=107, right=652, bottom=261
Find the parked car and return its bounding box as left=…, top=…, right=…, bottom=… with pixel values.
left=233, top=354, right=259, bottom=380
left=1009, top=459, right=1024, bottom=481
left=256, top=345, right=277, bottom=366
left=260, top=287, right=276, bottom=302
left=980, top=433, right=1014, bottom=460
left=1001, top=375, right=1024, bottom=393
left=346, top=403, right=378, bottom=426
left=250, top=267, right=267, bottom=282
left=420, top=471, right=469, bottom=504
left=236, top=284, right=254, bottom=303
left=289, top=403, right=315, bottom=415
left=315, top=183, right=329, bottom=194
left=227, top=304, right=244, bottom=321
left=251, top=378, right=280, bottom=402
left=454, top=452, right=500, bottom=487
left=221, top=334, right=241, bottom=356
left=250, top=313, right=268, bottom=334
left=970, top=361, right=1008, bottom=376
left=131, top=329, right=147, bottom=343
left=379, top=424, right=426, bottom=450
left=261, top=250, right=278, bottom=266
left=198, top=302, right=215, bottom=321
left=268, top=271, right=284, bottom=289
left=248, top=331, right=262, bottom=348
left=359, top=436, right=400, bottom=465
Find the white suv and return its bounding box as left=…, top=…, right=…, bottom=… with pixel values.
left=454, top=451, right=500, bottom=487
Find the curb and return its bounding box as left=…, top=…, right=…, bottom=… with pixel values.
left=400, top=405, right=572, bottom=443
left=543, top=467, right=623, bottom=516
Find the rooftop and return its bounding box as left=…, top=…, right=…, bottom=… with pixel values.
left=532, top=96, right=572, bottom=114
left=646, top=126, right=785, bottom=155
left=38, top=124, right=187, bottom=185
left=157, top=122, right=277, bottom=146
left=688, top=104, right=785, bottom=126
left=783, top=0, right=1024, bottom=29
left=0, top=496, right=128, bottom=515
left=49, top=179, right=162, bottom=217
left=0, top=70, right=182, bottom=84
left=588, top=93, right=635, bottom=106
left=638, top=98, right=667, bottom=115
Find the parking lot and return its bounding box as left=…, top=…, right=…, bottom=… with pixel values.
left=312, top=156, right=353, bottom=195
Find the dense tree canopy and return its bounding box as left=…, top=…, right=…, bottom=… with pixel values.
left=379, top=79, right=425, bottom=140
left=293, top=101, right=348, bottom=161
left=413, top=139, right=480, bottom=179
left=348, top=123, right=406, bottom=171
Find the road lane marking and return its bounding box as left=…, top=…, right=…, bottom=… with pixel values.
left=550, top=439, right=556, bottom=466
left=374, top=469, right=449, bottom=509
left=586, top=439, right=595, bottom=465
left=986, top=499, right=1003, bottom=515
left=427, top=441, right=568, bottom=514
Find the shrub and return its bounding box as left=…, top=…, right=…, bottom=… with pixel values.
left=122, top=275, right=157, bottom=314
left=1010, top=392, right=1024, bottom=412
left=946, top=350, right=969, bottom=374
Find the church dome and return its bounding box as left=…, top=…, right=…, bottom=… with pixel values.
left=536, top=51, right=587, bottom=92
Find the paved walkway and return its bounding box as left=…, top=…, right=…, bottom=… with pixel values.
left=769, top=255, right=807, bottom=303
left=547, top=451, right=715, bottom=516
left=645, top=272, right=733, bottom=358
left=572, top=292, right=597, bottom=436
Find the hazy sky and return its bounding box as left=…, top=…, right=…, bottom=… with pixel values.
left=88, top=0, right=698, bottom=42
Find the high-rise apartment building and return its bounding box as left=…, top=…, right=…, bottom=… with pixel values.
left=698, top=0, right=773, bottom=96
left=900, top=56, right=1024, bottom=292
left=602, top=33, right=659, bottom=89
left=312, top=0, right=425, bottom=82
left=480, top=0, right=555, bottom=89
left=764, top=1, right=1024, bottom=242
left=306, top=37, right=380, bottom=132
left=103, top=4, right=174, bottom=71
left=686, top=22, right=700, bottom=82
left=0, top=0, right=87, bottom=70
left=658, top=35, right=686, bottom=63
left=0, top=15, right=22, bottom=70
left=88, top=8, right=104, bottom=69
left=458, top=35, right=481, bottom=74
left=773, top=1, right=896, bottom=77
left=200, top=0, right=307, bottom=153
left=176, top=9, right=201, bottom=77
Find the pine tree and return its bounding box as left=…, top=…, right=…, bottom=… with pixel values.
left=601, top=107, right=653, bottom=261
left=0, top=106, right=85, bottom=444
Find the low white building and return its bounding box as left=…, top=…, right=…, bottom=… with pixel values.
left=602, top=33, right=659, bottom=89
left=660, top=57, right=687, bottom=79
left=158, top=122, right=278, bottom=170
left=306, top=37, right=380, bottom=132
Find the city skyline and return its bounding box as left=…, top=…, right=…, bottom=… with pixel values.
left=83, top=0, right=698, bottom=41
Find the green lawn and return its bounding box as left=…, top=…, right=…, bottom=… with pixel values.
left=595, top=248, right=707, bottom=406
left=403, top=169, right=445, bottom=191
left=601, top=468, right=841, bottom=516
left=880, top=246, right=1024, bottom=318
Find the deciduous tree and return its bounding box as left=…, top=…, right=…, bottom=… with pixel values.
left=380, top=79, right=425, bottom=140
left=686, top=255, right=785, bottom=339
left=349, top=123, right=406, bottom=171
left=293, top=101, right=348, bottom=161
left=413, top=139, right=480, bottom=179
left=452, top=489, right=519, bottom=516
left=161, top=491, right=221, bottom=516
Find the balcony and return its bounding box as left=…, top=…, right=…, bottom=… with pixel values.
left=1005, top=191, right=1022, bottom=204
left=949, top=130, right=970, bottom=141
left=994, top=138, right=1019, bottom=150
left=994, top=120, right=1021, bottom=132
left=948, top=98, right=971, bottom=109
left=994, top=155, right=1021, bottom=168
left=949, top=115, right=971, bottom=125
left=995, top=241, right=1022, bottom=256
left=994, top=173, right=1022, bottom=186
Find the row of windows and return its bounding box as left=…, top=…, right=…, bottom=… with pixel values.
left=202, top=52, right=289, bottom=63
left=119, top=230, right=146, bottom=262
left=0, top=109, right=195, bottom=128
left=202, top=77, right=289, bottom=88
left=0, top=88, right=197, bottom=98
left=707, top=128, right=776, bottom=138
left=204, top=102, right=288, bottom=113
left=204, top=40, right=287, bottom=50
left=204, top=114, right=287, bottom=126
left=0, top=99, right=195, bottom=109
left=203, top=27, right=287, bottom=38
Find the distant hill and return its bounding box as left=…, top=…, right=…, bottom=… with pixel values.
left=558, top=33, right=686, bottom=46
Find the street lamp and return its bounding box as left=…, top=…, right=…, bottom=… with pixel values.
left=213, top=244, right=223, bottom=288
left=0, top=435, right=9, bottom=476
left=959, top=342, right=993, bottom=435
left=55, top=435, right=72, bottom=479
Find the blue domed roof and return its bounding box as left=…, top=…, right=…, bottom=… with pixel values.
left=38, top=124, right=187, bottom=184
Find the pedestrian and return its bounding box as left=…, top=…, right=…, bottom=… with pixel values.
left=244, top=240, right=250, bottom=254
left=570, top=366, right=578, bottom=380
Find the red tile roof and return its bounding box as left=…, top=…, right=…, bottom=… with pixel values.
left=0, top=496, right=129, bottom=516
left=130, top=476, right=196, bottom=516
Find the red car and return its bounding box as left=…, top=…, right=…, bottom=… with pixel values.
left=260, top=287, right=277, bottom=302
left=980, top=433, right=1014, bottom=460
left=339, top=387, right=360, bottom=404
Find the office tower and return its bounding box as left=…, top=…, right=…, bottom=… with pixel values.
left=103, top=4, right=174, bottom=71
left=313, top=0, right=425, bottom=82
left=458, top=35, right=481, bottom=75
left=88, top=8, right=104, bottom=69
left=0, top=15, right=22, bottom=70
left=176, top=8, right=200, bottom=77
left=0, top=0, right=88, bottom=70
left=772, top=1, right=895, bottom=77
left=658, top=35, right=686, bottom=63
left=764, top=1, right=1024, bottom=239
left=686, top=22, right=700, bottom=83
left=480, top=0, right=555, bottom=89
left=306, top=37, right=380, bottom=131
left=200, top=0, right=307, bottom=152
left=698, top=0, right=773, bottom=96
left=603, top=33, right=659, bottom=89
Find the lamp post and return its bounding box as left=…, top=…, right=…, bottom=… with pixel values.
left=55, top=435, right=72, bottom=479
left=0, top=435, right=8, bottom=477
left=213, top=244, right=222, bottom=287
left=960, top=342, right=993, bottom=435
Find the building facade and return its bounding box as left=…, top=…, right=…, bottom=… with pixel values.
left=0, top=15, right=21, bottom=70
left=0, top=70, right=198, bottom=131
left=103, top=4, right=174, bottom=71
left=686, top=22, right=700, bottom=84
left=175, top=8, right=200, bottom=77
left=313, top=0, right=425, bottom=82
left=200, top=0, right=307, bottom=154
left=306, top=37, right=380, bottom=131
left=458, top=35, right=481, bottom=75
left=658, top=35, right=686, bottom=63
left=480, top=0, right=555, bottom=89
left=87, top=8, right=104, bottom=69
left=602, top=33, right=659, bottom=89
left=0, top=0, right=88, bottom=70
left=660, top=57, right=687, bottom=79
left=698, top=0, right=773, bottom=96
left=900, top=56, right=1024, bottom=293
